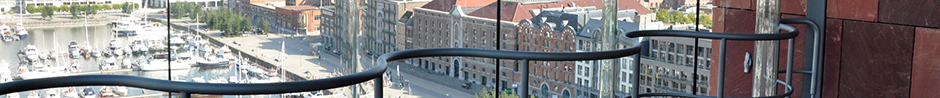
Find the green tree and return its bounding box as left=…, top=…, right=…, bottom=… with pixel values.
left=655, top=9, right=669, bottom=23
left=41, top=5, right=54, bottom=20
left=121, top=3, right=134, bottom=15
left=258, top=18, right=271, bottom=34
left=83, top=4, right=97, bottom=17
left=59, top=5, right=69, bottom=12
left=474, top=89, right=520, bottom=98
left=111, top=4, right=122, bottom=10
left=102, top=4, right=111, bottom=10
left=69, top=5, right=81, bottom=19
left=26, top=5, right=37, bottom=14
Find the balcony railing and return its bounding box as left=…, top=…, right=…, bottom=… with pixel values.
left=0, top=18, right=820, bottom=98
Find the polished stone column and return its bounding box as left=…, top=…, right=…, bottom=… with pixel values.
left=753, top=0, right=779, bottom=96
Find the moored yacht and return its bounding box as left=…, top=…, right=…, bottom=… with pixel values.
left=135, top=54, right=192, bottom=71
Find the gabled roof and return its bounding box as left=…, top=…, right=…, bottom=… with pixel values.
left=526, top=11, right=583, bottom=32
left=420, top=0, right=496, bottom=12
left=577, top=19, right=640, bottom=38
left=468, top=0, right=652, bottom=22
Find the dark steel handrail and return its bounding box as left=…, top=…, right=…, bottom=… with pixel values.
left=0, top=62, right=386, bottom=96
left=0, top=18, right=817, bottom=98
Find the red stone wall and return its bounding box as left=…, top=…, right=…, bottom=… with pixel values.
left=711, top=0, right=940, bottom=98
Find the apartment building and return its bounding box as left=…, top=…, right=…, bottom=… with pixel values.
left=361, top=0, right=431, bottom=59
left=274, top=5, right=320, bottom=35
left=639, top=36, right=712, bottom=94
left=318, top=6, right=337, bottom=50
left=515, top=11, right=579, bottom=98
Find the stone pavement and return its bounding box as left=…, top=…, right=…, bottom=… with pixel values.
left=163, top=18, right=474, bottom=97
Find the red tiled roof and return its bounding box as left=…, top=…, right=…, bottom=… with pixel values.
left=420, top=0, right=496, bottom=12
left=468, top=0, right=653, bottom=22
left=278, top=5, right=319, bottom=10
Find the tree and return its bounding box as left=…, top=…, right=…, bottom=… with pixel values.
left=85, top=4, right=98, bottom=16
left=26, top=5, right=37, bottom=14
left=474, top=89, right=520, bottom=98
left=111, top=4, right=122, bottom=10
left=655, top=9, right=669, bottom=23
left=59, top=5, right=70, bottom=12
left=259, top=18, right=271, bottom=34
left=70, top=5, right=81, bottom=19
left=102, top=4, right=112, bottom=10
left=41, top=5, right=54, bottom=20
left=121, top=3, right=134, bottom=15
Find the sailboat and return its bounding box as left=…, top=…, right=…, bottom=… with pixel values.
left=15, top=22, right=27, bottom=39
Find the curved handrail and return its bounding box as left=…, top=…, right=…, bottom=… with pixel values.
left=0, top=64, right=386, bottom=95
left=626, top=23, right=797, bottom=40
left=0, top=19, right=811, bottom=98
left=626, top=79, right=793, bottom=98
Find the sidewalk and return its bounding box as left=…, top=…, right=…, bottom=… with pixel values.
left=385, top=61, right=486, bottom=96
left=163, top=18, right=431, bottom=97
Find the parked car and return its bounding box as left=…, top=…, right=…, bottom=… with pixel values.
left=461, top=82, right=472, bottom=89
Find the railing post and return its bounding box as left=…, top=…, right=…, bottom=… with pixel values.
left=631, top=43, right=643, bottom=98
left=376, top=76, right=383, bottom=98
left=718, top=38, right=726, bottom=98
left=599, top=0, right=619, bottom=97
left=754, top=0, right=780, bottom=96
left=180, top=92, right=191, bottom=98
left=520, top=59, right=529, bottom=98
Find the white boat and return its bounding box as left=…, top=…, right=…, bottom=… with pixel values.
left=90, top=49, right=102, bottom=58
left=81, top=88, right=96, bottom=98
left=217, top=45, right=235, bottom=60
left=1, top=25, right=15, bottom=42
left=197, top=53, right=230, bottom=67
left=208, top=77, right=228, bottom=83
left=112, top=86, right=127, bottom=96
left=136, top=54, right=191, bottom=71
left=112, top=49, right=124, bottom=57
left=15, top=23, right=27, bottom=39
left=62, top=88, right=81, bottom=98
left=45, top=89, right=61, bottom=98
left=191, top=77, right=206, bottom=83
left=108, top=40, right=120, bottom=50
left=189, top=36, right=208, bottom=46
left=68, top=60, right=81, bottom=73
left=16, top=66, right=70, bottom=80
left=99, top=58, right=119, bottom=70
left=69, top=42, right=81, bottom=58
left=23, top=44, right=41, bottom=62
left=98, top=87, right=116, bottom=97
left=27, top=91, right=40, bottom=98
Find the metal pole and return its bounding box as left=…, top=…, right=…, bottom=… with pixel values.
left=753, top=0, right=780, bottom=96
left=375, top=73, right=383, bottom=98
left=806, top=0, right=827, bottom=97
left=521, top=59, right=529, bottom=98
left=598, top=0, right=619, bottom=97
left=631, top=44, right=642, bottom=98
left=346, top=0, right=361, bottom=97
left=718, top=38, right=726, bottom=98
left=180, top=92, right=191, bottom=98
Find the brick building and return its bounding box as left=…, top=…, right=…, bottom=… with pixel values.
left=319, top=6, right=337, bottom=50
left=361, top=0, right=431, bottom=59
left=406, top=0, right=654, bottom=97
left=709, top=0, right=940, bottom=97
left=274, top=5, right=321, bottom=35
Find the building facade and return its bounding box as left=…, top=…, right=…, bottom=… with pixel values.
left=274, top=5, right=320, bottom=35
left=151, top=0, right=221, bottom=8
left=639, top=37, right=711, bottom=94
left=361, top=0, right=430, bottom=59
left=318, top=6, right=337, bottom=50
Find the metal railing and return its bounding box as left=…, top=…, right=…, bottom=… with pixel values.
left=0, top=18, right=819, bottom=98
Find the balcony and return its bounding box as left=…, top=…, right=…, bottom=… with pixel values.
left=0, top=17, right=820, bottom=98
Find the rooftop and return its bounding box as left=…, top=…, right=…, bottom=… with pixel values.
left=250, top=2, right=287, bottom=10
left=278, top=5, right=320, bottom=11
left=467, top=0, right=652, bottom=22
left=419, top=0, right=496, bottom=12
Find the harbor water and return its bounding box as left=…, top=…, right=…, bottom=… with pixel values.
left=0, top=25, right=299, bottom=98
